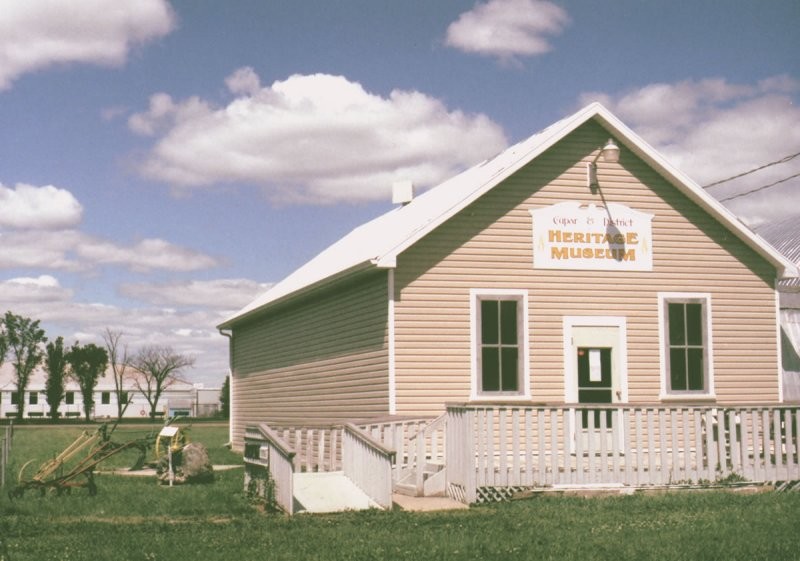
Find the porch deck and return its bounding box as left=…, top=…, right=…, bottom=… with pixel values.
left=242, top=403, right=800, bottom=513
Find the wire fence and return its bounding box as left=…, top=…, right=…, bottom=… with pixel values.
left=1, top=423, right=13, bottom=489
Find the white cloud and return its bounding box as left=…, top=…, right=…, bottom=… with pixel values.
left=119, top=278, right=272, bottom=310
left=0, top=282, right=230, bottom=386
left=0, top=229, right=218, bottom=272
left=224, top=66, right=261, bottom=96
left=129, top=70, right=508, bottom=204
left=0, top=230, right=83, bottom=270
left=0, top=183, right=83, bottom=229
left=0, top=275, right=73, bottom=303
left=580, top=76, right=800, bottom=227
left=445, top=0, right=570, bottom=63
left=0, top=0, right=175, bottom=90
left=76, top=237, right=218, bottom=272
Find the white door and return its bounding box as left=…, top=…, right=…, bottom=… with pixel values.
left=570, top=325, right=622, bottom=449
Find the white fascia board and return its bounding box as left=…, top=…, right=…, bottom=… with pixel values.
left=374, top=105, right=600, bottom=268
left=218, top=260, right=376, bottom=328
left=592, top=109, right=799, bottom=279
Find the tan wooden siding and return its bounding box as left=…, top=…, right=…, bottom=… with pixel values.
left=394, top=121, right=779, bottom=417
left=230, top=271, right=390, bottom=449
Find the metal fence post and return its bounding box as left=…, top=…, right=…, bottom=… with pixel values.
left=1, top=425, right=9, bottom=489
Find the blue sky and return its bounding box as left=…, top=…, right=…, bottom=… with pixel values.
left=0, top=0, right=798, bottom=386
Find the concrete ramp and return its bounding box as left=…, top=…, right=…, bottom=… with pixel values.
left=293, top=472, right=380, bottom=514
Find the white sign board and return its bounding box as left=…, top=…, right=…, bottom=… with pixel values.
left=159, top=426, right=179, bottom=437
left=530, top=202, right=653, bottom=271
left=589, top=349, right=602, bottom=382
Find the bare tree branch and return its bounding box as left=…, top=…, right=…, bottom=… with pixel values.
left=129, top=345, right=194, bottom=419
left=103, top=328, right=133, bottom=421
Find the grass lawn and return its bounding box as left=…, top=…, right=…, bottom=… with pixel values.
left=2, top=424, right=799, bottom=561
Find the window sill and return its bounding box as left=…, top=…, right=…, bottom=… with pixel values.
left=659, top=394, right=716, bottom=403
left=470, top=394, right=531, bottom=403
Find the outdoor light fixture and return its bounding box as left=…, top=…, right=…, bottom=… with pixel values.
left=587, top=138, right=620, bottom=189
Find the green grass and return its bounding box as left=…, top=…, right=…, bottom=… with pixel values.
left=1, top=425, right=799, bottom=561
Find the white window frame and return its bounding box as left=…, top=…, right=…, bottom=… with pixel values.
left=470, top=288, right=531, bottom=401
left=658, top=292, right=715, bottom=400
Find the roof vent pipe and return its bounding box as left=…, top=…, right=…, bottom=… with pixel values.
left=392, top=180, right=414, bottom=205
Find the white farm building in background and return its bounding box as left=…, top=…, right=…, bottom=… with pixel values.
left=0, top=363, right=221, bottom=420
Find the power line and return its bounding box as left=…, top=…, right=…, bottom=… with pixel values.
left=702, top=150, right=800, bottom=189
left=718, top=172, right=800, bottom=203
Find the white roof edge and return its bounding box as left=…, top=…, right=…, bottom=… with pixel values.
left=217, top=259, right=377, bottom=329
left=376, top=101, right=797, bottom=279
left=589, top=108, right=799, bottom=280
left=374, top=102, right=604, bottom=266
left=222, top=102, right=797, bottom=327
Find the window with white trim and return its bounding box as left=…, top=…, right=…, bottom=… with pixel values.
left=472, top=291, right=528, bottom=397
left=662, top=295, right=712, bottom=395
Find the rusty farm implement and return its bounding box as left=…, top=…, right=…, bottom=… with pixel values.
left=8, top=423, right=166, bottom=499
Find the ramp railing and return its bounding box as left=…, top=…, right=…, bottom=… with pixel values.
left=244, top=423, right=296, bottom=514
left=342, top=423, right=396, bottom=508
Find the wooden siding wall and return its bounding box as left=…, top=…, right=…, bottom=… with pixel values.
left=394, top=121, right=779, bottom=417
left=231, top=271, right=390, bottom=449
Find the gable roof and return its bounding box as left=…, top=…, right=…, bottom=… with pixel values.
left=219, top=102, right=798, bottom=328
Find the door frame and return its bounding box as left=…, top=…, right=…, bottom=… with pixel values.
left=564, top=316, right=628, bottom=454
left=563, top=316, right=628, bottom=404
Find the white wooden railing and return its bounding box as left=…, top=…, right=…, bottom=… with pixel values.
left=342, top=423, right=396, bottom=508
left=268, top=424, right=342, bottom=472
left=359, top=418, right=433, bottom=481
left=244, top=424, right=296, bottom=514
left=446, top=404, right=800, bottom=504
left=394, top=414, right=447, bottom=494
left=262, top=418, right=433, bottom=474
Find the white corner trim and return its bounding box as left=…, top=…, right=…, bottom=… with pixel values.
left=469, top=288, right=531, bottom=401
left=657, top=292, right=715, bottom=400
left=562, top=316, right=628, bottom=404
left=776, top=280, right=784, bottom=403
left=388, top=269, right=397, bottom=414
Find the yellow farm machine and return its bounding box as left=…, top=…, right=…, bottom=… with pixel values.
left=8, top=420, right=188, bottom=498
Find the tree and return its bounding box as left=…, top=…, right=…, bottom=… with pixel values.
left=3, top=311, right=47, bottom=419
left=0, top=316, right=8, bottom=370
left=103, top=328, right=133, bottom=421
left=130, top=345, right=194, bottom=419
left=66, top=342, right=109, bottom=422
left=43, top=336, right=69, bottom=420
left=219, top=375, right=230, bottom=419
